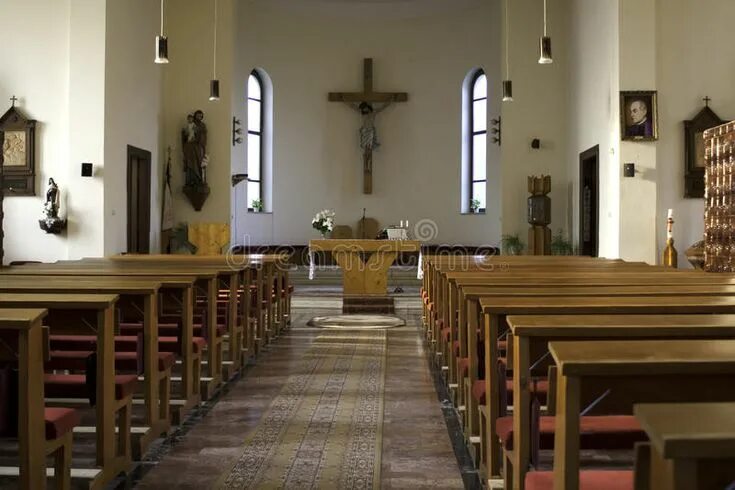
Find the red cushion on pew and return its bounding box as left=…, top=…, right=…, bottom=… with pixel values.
left=472, top=380, right=486, bottom=404
left=115, top=352, right=176, bottom=372
left=498, top=340, right=507, bottom=352
left=423, top=296, right=429, bottom=306
left=495, top=415, right=645, bottom=451
left=453, top=340, right=460, bottom=355
left=48, top=351, right=173, bottom=373
left=156, top=336, right=207, bottom=353
left=497, top=379, right=549, bottom=405
left=44, top=407, right=81, bottom=441
left=441, top=327, right=451, bottom=341
left=435, top=318, right=444, bottom=330
left=44, top=374, right=138, bottom=400
left=471, top=379, right=549, bottom=405
left=458, top=357, right=470, bottom=377
left=428, top=302, right=434, bottom=312
left=525, top=470, right=633, bottom=490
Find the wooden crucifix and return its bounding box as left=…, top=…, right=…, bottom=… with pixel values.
left=329, top=58, right=408, bottom=194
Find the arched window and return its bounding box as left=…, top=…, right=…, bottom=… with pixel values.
left=247, top=70, right=264, bottom=210
left=469, top=70, right=487, bottom=213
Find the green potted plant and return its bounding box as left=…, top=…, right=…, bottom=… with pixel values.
left=501, top=234, right=525, bottom=255
left=251, top=198, right=264, bottom=213
left=470, top=198, right=481, bottom=213
left=550, top=229, right=575, bottom=256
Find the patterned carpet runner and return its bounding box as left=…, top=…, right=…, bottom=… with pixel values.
left=218, top=330, right=387, bottom=489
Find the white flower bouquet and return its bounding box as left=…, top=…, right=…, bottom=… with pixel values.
left=312, top=209, right=335, bottom=236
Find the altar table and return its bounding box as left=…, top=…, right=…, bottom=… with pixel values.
left=309, top=239, right=421, bottom=296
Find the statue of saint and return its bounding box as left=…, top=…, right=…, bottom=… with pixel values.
left=182, top=110, right=208, bottom=186
left=44, top=178, right=59, bottom=219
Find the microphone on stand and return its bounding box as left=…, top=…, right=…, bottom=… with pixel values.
left=361, top=208, right=366, bottom=239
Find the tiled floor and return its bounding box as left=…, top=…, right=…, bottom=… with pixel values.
left=134, top=309, right=465, bottom=489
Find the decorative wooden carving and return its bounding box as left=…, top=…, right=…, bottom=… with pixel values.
left=703, top=121, right=735, bottom=272
left=0, top=97, right=37, bottom=196
left=528, top=175, right=551, bottom=255
left=684, top=98, right=725, bottom=198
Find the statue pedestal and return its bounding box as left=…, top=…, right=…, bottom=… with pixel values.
left=183, top=184, right=210, bottom=211
left=38, top=218, right=67, bottom=234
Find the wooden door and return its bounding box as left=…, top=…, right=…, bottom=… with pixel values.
left=579, top=146, right=599, bottom=257
left=127, top=146, right=151, bottom=254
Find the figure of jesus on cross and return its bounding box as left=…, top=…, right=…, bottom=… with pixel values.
left=329, top=58, right=408, bottom=194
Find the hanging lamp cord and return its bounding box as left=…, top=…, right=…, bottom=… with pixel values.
left=160, top=0, right=165, bottom=36
left=505, top=0, right=510, bottom=77
left=543, top=0, right=548, bottom=37
left=213, top=0, right=218, bottom=78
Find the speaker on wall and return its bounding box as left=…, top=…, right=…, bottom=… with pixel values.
left=81, top=163, right=93, bottom=177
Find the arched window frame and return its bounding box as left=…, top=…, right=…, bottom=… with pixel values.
left=247, top=70, right=264, bottom=211
left=469, top=69, right=487, bottom=214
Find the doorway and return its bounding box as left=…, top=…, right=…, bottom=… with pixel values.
left=579, top=146, right=599, bottom=257
left=127, top=145, right=151, bottom=253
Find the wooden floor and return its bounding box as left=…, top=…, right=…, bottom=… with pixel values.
left=134, top=308, right=464, bottom=489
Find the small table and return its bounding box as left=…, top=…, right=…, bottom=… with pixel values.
left=309, top=239, right=420, bottom=296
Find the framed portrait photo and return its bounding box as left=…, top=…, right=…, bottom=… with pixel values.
left=620, top=91, right=658, bottom=141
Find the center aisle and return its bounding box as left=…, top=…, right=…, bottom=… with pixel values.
left=136, top=309, right=463, bottom=489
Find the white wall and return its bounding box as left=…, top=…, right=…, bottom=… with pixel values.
left=232, top=0, right=503, bottom=246
left=103, top=0, right=164, bottom=255
left=66, top=0, right=106, bottom=260
left=0, top=0, right=71, bottom=264
left=566, top=0, right=620, bottom=258
left=655, top=0, right=735, bottom=266
left=618, top=0, right=658, bottom=264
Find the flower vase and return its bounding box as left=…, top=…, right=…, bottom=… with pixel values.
left=321, top=232, right=331, bottom=239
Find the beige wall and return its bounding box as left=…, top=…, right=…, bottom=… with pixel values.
left=500, top=0, right=570, bottom=244
left=161, top=0, right=235, bottom=239
left=103, top=0, right=164, bottom=255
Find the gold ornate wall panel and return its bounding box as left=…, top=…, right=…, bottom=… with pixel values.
left=704, top=121, right=735, bottom=272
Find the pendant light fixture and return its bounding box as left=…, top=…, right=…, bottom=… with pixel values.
left=209, top=0, right=220, bottom=101
left=155, top=0, right=169, bottom=64
left=538, top=0, right=553, bottom=64
left=502, top=0, right=513, bottom=102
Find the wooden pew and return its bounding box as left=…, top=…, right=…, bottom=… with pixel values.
left=446, top=284, right=735, bottom=409
left=4, top=264, right=225, bottom=391
left=544, top=339, right=735, bottom=490
left=477, top=295, right=735, bottom=482
left=0, top=296, right=129, bottom=489
left=0, top=309, right=47, bottom=489
left=505, top=314, right=735, bottom=490
left=109, top=253, right=293, bottom=345
left=445, top=271, right=735, bottom=402
left=53, top=260, right=240, bottom=379
left=430, top=262, right=665, bottom=356
left=0, top=276, right=168, bottom=460
left=446, top=280, right=727, bottom=432
left=633, top=402, right=735, bottom=490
